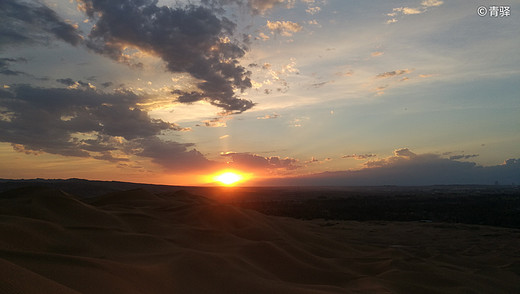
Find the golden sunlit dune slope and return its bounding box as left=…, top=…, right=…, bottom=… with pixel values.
left=0, top=187, right=519, bottom=294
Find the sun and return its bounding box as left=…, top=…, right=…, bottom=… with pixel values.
left=214, top=171, right=243, bottom=186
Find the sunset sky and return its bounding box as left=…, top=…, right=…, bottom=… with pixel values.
left=1, top=0, right=519, bottom=185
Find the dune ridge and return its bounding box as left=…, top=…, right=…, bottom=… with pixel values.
left=1, top=186, right=519, bottom=293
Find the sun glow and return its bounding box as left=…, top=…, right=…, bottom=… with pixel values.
left=213, top=171, right=246, bottom=186
left=215, top=172, right=242, bottom=185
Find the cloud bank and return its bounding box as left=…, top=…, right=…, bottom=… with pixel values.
left=261, top=149, right=520, bottom=186
left=0, top=85, right=213, bottom=172
left=221, top=152, right=300, bottom=171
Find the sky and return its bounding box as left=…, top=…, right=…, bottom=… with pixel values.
left=0, top=0, right=519, bottom=186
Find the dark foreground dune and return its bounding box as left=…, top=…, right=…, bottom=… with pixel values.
left=0, top=187, right=519, bottom=293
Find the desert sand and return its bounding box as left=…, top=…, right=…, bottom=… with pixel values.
left=1, top=186, right=519, bottom=293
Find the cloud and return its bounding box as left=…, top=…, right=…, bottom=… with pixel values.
left=421, top=0, right=443, bottom=7
left=79, top=0, right=254, bottom=113
left=221, top=152, right=299, bottom=171
left=305, top=156, right=331, bottom=164
left=11, top=143, right=42, bottom=156
left=0, top=57, right=27, bottom=76
left=0, top=84, right=212, bottom=171
left=374, top=85, right=388, bottom=96
left=394, top=7, right=423, bottom=15
left=254, top=59, right=298, bottom=93
left=376, top=69, right=412, bottom=78
left=56, top=78, right=76, bottom=86
left=335, top=70, right=353, bottom=77
left=201, top=116, right=232, bottom=127
left=202, top=0, right=294, bottom=15
left=310, top=81, right=328, bottom=88
left=394, top=148, right=416, bottom=158
left=387, top=1, right=443, bottom=23
left=247, top=0, right=286, bottom=15
left=306, top=6, right=321, bottom=15
left=306, top=157, right=320, bottom=164
left=266, top=20, right=302, bottom=37
left=371, top=51, right=384, bottom=57
left=257, top=32, right=270, bottom=41
left=257, top=113, right=280, bottom=119
left=262, top=149, right=520, bottom=186
left=0, top=0, right=82, bottom=48
left=289, top=116, right=309, bottom=127
left=342, top=154, right=376, bottom=160
left=449, top=154, right=479, bottom=160
left=132, top=136, right=214, bottom=172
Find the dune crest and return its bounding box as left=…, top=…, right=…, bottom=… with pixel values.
left=1, top=187, right=519, bottom=293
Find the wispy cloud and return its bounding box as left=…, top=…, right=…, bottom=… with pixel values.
left=393, top=7, right=423, bottom=15
left=0, top=57, right=28, bottom=76
left=305, top=156, right=331, bottom=164
left=201, top=116, right=232, bottom=128
left=247, top=0, right=287, bottom=15
left=449, top=154, right=479, bottom=160
left=306, top=6, right=321, bottom=15
left=221, top=152, right=300, bottom=171
left=376, top=69, right=412, bottom=78
left=342, top=154, right=377, bottom=160
left=257, top=113, right=280, bottom=120
left=266, top=20, right=303, bottom=37
left=0, top=0, right=82, bottom=48
left=386, top=0, right=444, bottom=23
left=421, top=0, right=443, bottom=7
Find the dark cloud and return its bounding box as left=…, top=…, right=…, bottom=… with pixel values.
left=0, top=57, right=27, bottom=76
left=449, top=154, right=479, bottom=160
left=201, top=0, right=287, bottom=15
left=376, top=69, right=412, bottom=78
left=221, top=152, right=299, bottom=170
left=55, top=78, right=96, bottom=89
left=79, top=0, right=254, bottom=113
left=261, top=149, right=520, bottom=186
left=310, top=81, right=328, bottom=88
left=101, top=82, right=113, bottom=88
left=393, top=148, right=416, bottom=158
left=0, top=0, right=82, bottom=48
left=342, top=154, right=376, bottom=160
left=0, top=85, right=213, bottom=171
left=133, top=136, right=214, bottom=172
left=56, top=78, right=76, bottom=86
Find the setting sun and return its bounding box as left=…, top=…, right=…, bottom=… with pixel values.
left=214, top=172, right=243, bottom=186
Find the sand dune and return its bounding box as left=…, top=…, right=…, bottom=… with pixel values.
left=1, top=187, right=519, bottom=293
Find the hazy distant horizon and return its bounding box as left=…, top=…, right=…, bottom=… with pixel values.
left=1, top=0, right=518, bottom=186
